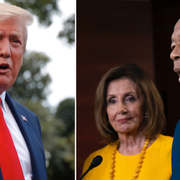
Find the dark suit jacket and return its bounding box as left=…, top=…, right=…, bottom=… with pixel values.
left=171, top=119, right=180, bottom=180
left=0, top=93, right=47, bottom=180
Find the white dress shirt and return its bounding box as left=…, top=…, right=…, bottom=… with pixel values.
left=0, top=92, right=32, bottom=180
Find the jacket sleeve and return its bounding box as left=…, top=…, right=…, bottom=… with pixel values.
left=171, top=119, right=180, bottom=180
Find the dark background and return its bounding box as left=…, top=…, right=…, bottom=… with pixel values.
left=77, top=0, right=180, bottom=179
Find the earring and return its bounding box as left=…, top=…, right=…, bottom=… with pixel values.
left=145, top=113, right=149, bottom=121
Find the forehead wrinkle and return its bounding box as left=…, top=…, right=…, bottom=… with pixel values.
left=107, top=85, right=137, bottom=96
left=172, top=29, right=180, bottom=38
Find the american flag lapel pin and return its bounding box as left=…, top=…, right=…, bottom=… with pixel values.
left=20, top=115, right=27, bottom=122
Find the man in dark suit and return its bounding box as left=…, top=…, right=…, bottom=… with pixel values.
left=170, top=19, right=180, bottom=180
left=0, top=3, right=47, bottom=180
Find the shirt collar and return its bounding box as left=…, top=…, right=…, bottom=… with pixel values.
left=0, top=91, right=7, bottom=112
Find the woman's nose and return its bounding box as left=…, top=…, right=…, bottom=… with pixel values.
left=117, top=102, right=127, bottom=114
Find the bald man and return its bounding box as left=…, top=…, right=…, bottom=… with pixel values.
left=170, top=19, right=180, bottom=180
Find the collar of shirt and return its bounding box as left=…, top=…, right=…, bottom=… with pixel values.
left=0, top=91, right=33, bottom=179
left=0, top=91, right=7, bottom=113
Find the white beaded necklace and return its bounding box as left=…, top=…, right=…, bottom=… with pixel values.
left=109, top=138, right=150, bottom=180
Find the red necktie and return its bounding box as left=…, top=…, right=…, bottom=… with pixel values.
left=0, top=98, right=24, bottom=180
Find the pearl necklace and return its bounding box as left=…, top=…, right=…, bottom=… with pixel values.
left=109, top=138, right=150, bottom=180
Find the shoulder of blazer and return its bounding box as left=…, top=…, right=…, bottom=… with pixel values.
left=6, top=92, right=37, bottom=116
left=5, top=92, right=42, bottom=135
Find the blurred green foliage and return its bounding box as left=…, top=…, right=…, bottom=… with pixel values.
left=47, top=98, right=75, bottom=180
left=59, top=14, right=75, bottom=44
left=8, top=51, right=75, bottom=180
left=5, top=0, right=59, bottom=26
left=5, top=0, right=75, bottom=44
left=4, top=1, right=75, bottom=179
left=8, top=51, right=51, bottom=103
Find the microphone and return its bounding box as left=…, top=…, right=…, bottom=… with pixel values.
left=79, top=155, right=103, bottom=180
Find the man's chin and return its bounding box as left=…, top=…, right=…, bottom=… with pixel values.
left=0, top=81, right=14, bottom=93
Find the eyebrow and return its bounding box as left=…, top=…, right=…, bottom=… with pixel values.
left=171, top=39, right=175, bottom=44
left=10, top=31, right=23, bottom=39
left=171, top=33, right=180, bottom=42
left=0, top=31, right=22, bottom=39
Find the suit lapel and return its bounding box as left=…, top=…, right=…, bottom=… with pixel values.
left=5, top=93, right=47, bottom=180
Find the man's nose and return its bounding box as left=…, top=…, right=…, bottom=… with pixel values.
left=0, top=39, right=11, bottom=58
left=170, top=46, right=180, bottom=61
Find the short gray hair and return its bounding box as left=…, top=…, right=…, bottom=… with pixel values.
left=0, top=3, right=33, bottom=52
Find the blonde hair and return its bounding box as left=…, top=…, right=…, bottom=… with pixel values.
left=0, top=3, right=33, bottom=52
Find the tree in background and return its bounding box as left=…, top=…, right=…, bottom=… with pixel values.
left=47, top=98, right=75, bottom=180
left=4, top=0, right=75, bottom=45
left=56, top=98, right=75, bottom=136
left=59, top=14, right=75, bottom=44
left=8, top=51, right=51, bottom=105
left=8, top=51, right=75, bottom=180
left=4, top=0, right=75, bottom=179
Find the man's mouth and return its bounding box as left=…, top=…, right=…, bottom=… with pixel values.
left=0, top=64, right=10, bottom=74
left=0, top=64, right=9, bottom=69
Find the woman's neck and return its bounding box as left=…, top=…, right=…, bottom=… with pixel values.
left=117, top=132, right=147, bottom=155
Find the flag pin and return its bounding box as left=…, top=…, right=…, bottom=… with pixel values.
left=21, top=115, right=27, bottom=122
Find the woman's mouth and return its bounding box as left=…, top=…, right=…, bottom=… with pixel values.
left=117, top=118, right=130, bottom=123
